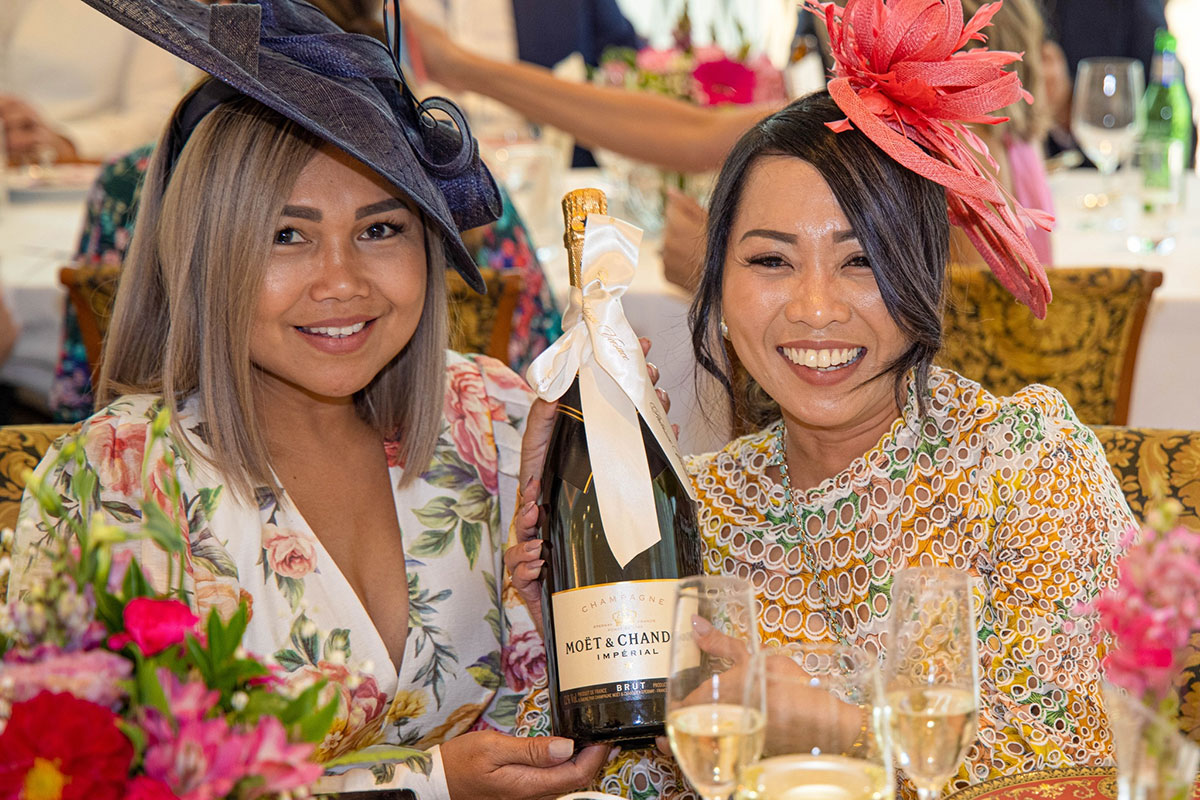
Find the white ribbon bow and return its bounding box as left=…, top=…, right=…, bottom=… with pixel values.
left=526, top=215, right=695, bottom=568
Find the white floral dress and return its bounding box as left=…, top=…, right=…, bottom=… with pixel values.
left=11, top=352, right=545, bottom=798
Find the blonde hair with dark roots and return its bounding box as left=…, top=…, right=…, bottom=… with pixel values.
left=98, top=88, right=448, bottom=501
left=961, top=0, right=1050, bottom=143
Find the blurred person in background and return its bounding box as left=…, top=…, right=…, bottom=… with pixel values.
left=406, top=0, right=640, bottom=166
left=0, top=0, right=190, bottom=163
left=1041, top=0, right=1194, bottom=162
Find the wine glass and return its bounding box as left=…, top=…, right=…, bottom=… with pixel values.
left=884, top=567, right=980, bottom=800
left=667, top=575, right=764, bottom=800
left=1072, top=58, right=1145, bottom=217
left=737, top=643, right=894, bottom=800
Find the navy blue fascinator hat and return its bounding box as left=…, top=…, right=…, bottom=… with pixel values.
left=78, top=0, right=500, bottom=292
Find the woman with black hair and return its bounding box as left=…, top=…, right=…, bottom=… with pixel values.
left=508, top=2, right=1135, bottom=796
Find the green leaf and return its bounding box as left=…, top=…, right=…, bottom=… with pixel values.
left=484, top=607, right=502, bottom=641
left=101, top=500, right=142, bottom=523
left=370, top=764, right=397, bottom=784
left=276, top=574, right=304, bottom=611
left=324, top=745, right=433, bottom=776
left=455, top=483, right=493, bottom=523
left=324, top=628, right=352, bottom=661
left=135, top=658, right=170, bottom=716
left=299, top=693, right=339, bottom=744
left=460, top=520, right=482, bottom=568
left=489, top=693, right=521, bottom=728
left=290, top=614, right=320, bottom=664
left=197, top=486, right=222, bottom=519
left=410, top=527, right=455, bottom=559
left=71, top=468, right=97, bottom=515
left=273, top=648, right=307, bottom=671
left=122, top=557, right=153, bottom=599
left=412, top=496, right=458, bottom=529
left=420, top=449, right=478, bottom=491
left=141, top=503, right=184, bottom=554
left=466, top=651, right=502, bottom=690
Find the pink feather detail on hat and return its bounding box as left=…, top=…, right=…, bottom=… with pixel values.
left=811, top=0, right=1054, bottom=318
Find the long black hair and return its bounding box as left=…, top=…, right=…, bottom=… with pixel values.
left=691, top=91, right=949, bottom=428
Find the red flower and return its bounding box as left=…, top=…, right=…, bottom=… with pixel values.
left=692, top=58, right=757, bottom=105
left=125, top=777, right=180, bottom=800
left=0, top=691, right=133, bottom=800
left=108, top=597, right=199, bottom=655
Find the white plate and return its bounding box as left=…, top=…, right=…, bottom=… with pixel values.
left=6, top=164, right=100, bottom=203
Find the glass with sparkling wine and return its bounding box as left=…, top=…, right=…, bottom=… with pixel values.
left=667, top=576, right=764, bottom=800
left=736, top=643, right=893, bottom=800
left=884, top=567, right=980, bottom=800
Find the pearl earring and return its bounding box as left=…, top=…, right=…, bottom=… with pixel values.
left=719, top=317, right=730, bottom=339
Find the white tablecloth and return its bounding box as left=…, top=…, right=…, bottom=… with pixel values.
left=1048, top=171, right=1200, bottom=430
left=0, top=193, right=87, bottom=413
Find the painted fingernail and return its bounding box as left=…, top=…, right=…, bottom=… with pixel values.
left=524, top=540, right=542, bottom=554
left=692, top=615, right=714, bottom=636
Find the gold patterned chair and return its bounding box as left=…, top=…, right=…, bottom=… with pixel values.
left=447, top=267, right=523, bottom=362
left=939, top=266, right=1162, bottom=426
left=59, top=264, right=122, bottom=382
left=0, top=424, right=74, bottom=599
left=1088, top=425, right=1200, bottom=742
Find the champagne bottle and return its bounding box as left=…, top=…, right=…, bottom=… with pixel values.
left=537, top=189, right=702, bottom=746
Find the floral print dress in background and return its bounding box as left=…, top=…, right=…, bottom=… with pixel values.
left=16, top=352, right=544, bottom=799
left=518, top=367, right=1135, bottom=800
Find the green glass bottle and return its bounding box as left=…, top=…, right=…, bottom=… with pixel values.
left=1140, top=29, right=1193, bottom=196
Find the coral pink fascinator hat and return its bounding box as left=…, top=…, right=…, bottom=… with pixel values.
left=810, top=0, right=1054, bottom=317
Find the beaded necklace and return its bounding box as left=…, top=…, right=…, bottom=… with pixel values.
left=774, top=421, right=850, bottom=647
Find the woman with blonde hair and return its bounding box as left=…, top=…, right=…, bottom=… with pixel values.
left=10, top=0, right=610, bottom=796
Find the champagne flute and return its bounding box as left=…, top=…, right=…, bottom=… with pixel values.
left=1072, top=58, right=1145, bottom=216
left=737, top=643, right=894, bottom=800
left=667, top=575, right=764, bottom=800
left=884, top=567, right=980, bottom=800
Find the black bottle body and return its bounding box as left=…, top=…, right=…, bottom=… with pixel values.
left=538, top=377, right=702, bottom=747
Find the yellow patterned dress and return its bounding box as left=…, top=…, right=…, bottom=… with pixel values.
left=588, top=367, right=1135, bottom=799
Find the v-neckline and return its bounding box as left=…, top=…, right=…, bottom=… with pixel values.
left=273, top=460, right=414, bottom=686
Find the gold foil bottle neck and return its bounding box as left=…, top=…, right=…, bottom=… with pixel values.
left=562, top=188, right=607, bottom=288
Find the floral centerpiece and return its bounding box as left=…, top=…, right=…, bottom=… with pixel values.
left=587, top=4, right=788, bottom=229
left=1081, top=499, right=1200, bottom=800
left=0, top=411, right=337, bottom=800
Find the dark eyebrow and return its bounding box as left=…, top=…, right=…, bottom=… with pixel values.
left=281, top=204, right=321, bottom=221
left=740, top=228, right=796, bottom=244
left=833, top=228, right=859, bottom=243
left=356, top=198, right=407, bottom=219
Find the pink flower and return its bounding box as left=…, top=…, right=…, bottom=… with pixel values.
left=83, top=417, right=148, bottom=496
left=0, top=648, right=132, bottom=709
left=126, top=776, right=180, bottom=800
left=474, top=355, right=532, bottom=396
left=501, top=627, right=546, bottom=692
left=692, top=58, right=757, bottom=105
left=1082, top=524, right=1200, bottom=702
left=444, top=361, right=506, bottom=493
left=262, top=525, right=317, bottom=580
left=142, top=713, right=246, bottom=800
left=239, top=716, right=323, bottom=799
left=108, top=597, right=199, bottom=655
left=747, top=53, right=788, bottom=104
left=287, top=661, right=388, bottom=760
left=636, top=47, right=684, bottom=75
left=159, top=670, right=220, bottom=725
